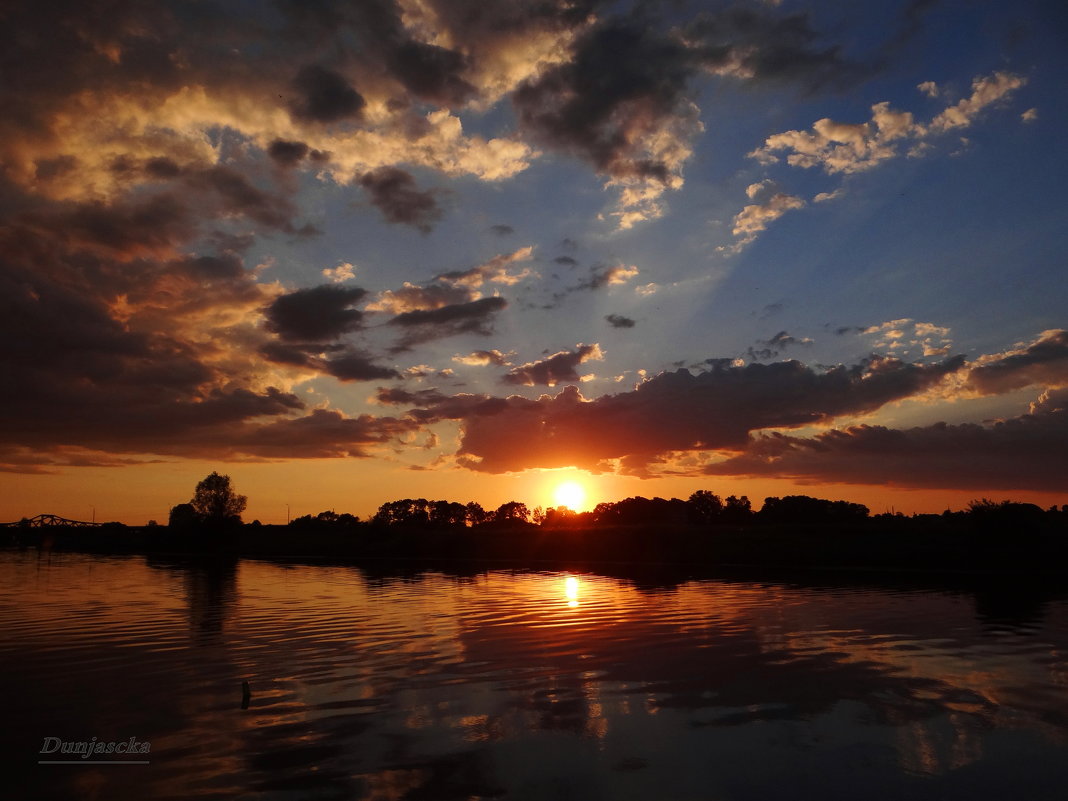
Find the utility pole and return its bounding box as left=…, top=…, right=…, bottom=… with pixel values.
left=286, top=504, right=290, bottom=525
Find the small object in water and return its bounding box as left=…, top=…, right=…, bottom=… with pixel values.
left=241, top=680, right=251, bottom=709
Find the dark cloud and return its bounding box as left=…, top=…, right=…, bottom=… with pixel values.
left=188, top=166, right=298, bottom=230
left=222, top=409, right=418, bottom=459
left=267, top=139, right=311, bottom=167
left=747, top=330, right=813, bottom=361
left=605, top=314, right=636, bottom=329
left=490, top=224, right=514, bottom=236
left=503, top=344, right=602, bottom=386
left=705, top=388, right=1068, bottom=491
left=965, top=330, right=1068, bottom=395
left=386, top=40, right=476, bottom=106
left=512, top=5, right=862, bottom=187
left=359, top=167, right=443, bottom=232
left=289, top=64, right=366, bottom=123
left=323, top=353, right=400, bottom=382
left=513, top=14, right=693, bottom=183
left=388, top=296, right=508, bottom=351
left=375, top=387, right=449, bottom=406
left=685, top=7, right=860, bottom=91
left=264, top=285, right=367, bottom=342
left=554, top=256, right=579, bottom=267
left=407, top=354, right=965, bottom=473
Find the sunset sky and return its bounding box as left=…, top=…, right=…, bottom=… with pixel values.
left=1, top=0, right=1065, bottom=524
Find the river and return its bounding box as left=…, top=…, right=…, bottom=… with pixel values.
left=3, top=549, right=1068, bottom=799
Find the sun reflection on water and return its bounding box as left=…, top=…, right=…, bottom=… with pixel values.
left=564, top=575, right=580, bottom=608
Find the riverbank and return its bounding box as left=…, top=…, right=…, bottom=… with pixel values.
left=6, top=518, right=1068, bottom=577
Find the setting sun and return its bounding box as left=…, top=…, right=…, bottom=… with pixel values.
left=553, top=481, right=587, bottom=511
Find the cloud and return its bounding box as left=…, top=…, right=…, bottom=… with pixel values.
left=453, top=350, right=513, bottom=367
left=288, top=64, right=367, bottom=124
left=858, top=318, right=953, bottom=356
left=322, top=353, right=400, bottom=382
left=322, top=262, right=357, bottom=283
left=388, top=296, right=508, bottom=351
left=750, top=71, right=1026, bottom=175
left=728, top=182, right=806, bottom=249
left=746, top=330, right=813, bottom=361
left=929, top=72, right=1028, bottom=133
left=435, top=247, right=535, bottom=287
left=489, top=224, right=514, bottom=236
left=503, top=344, right=604, bottom=386
left=366, top=282, right=475, bottom=315
left=1022, top=108, right=1038, bottom=123
left=705, top=388, right=1068, bottom=491
left=511, top=5, right=861, bottom=228
left=263, top=285, right=367, bottom=342
left=404, top=354, right=965, bottom=473
left=575, top=263, right=640, bottom=291
left=358, top=167, right=444, bottom=232
left=605, top=314, right=636, bottom=329
left=917, top=80, right=940, bottom=98
left=267, top=139, right=311, bottom=167
left=965, top=330, right=1068, bottom=395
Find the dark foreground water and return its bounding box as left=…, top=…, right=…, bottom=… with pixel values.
left=3, top=550, right=1068, bottom=800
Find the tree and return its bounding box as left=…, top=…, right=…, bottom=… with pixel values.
left=190, top=472, right=247, bottom=528
left=465, top=502, right=489, bottom=527
left=687, top=490, right=723, bottom=525
left=168, top=502, right=199, bottom=530
left=493, top=501, right=530, bottom=525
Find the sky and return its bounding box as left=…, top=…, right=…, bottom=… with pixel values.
left=1, top=0, right=1066, bottom=524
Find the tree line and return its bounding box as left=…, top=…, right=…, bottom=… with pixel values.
left=166, top=472, right=1067, bottom=535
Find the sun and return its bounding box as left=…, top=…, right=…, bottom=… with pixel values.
left=553, top=481, right=587, bottom=511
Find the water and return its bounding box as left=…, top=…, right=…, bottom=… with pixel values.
left=3, top=550, right=1068, bottom=800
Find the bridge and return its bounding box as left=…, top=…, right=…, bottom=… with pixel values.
left=1, top=514, right=103, bottom=528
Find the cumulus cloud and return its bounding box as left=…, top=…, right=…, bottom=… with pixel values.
left=858, top=318, right=953, bottom=356
left=435, top=247, right=535, bottom=287
left=575, top=263, right=640, bottom=291
left=264, top=285, right=367, bottom=342
left=388, top=296, right=508, bottom=351
left=503, top=344, right=604, bottom=386
left=605, top=314, right=636, bottom=329
left=366, top=282, right=475, bottom=315
left=747, top=331, right=813, bottom=361
left=751, top=71, right=1026, bottom=174
left=402, top=354, right=965, bottom=473
left=510, top=4, right=868, bottom=227
left=965, top=330, right=1068, bottom=395
left=322, top=262, right=357, bottom=283
left=358, top=167, right=444, bottom=232
left=727, top=181, right=806, bottom=250
left=705, top=388, right=1068, bottom=491
left=453, top=350, right=513, bottom=367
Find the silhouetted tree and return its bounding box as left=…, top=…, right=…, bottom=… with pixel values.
left=190, top=472, right=247, bottom=528
left=760, top=495, right=867, bottom=526
left=493, top=501, right=530, bottom=525
left=372, top=498, right=430, bottom=527
left=721, top=495, right=753, bottom=524
left=967, top=498, right=1045, bottom=536
left=687, top=490, right=723, bottom=525
left=430, top=500, right=467, bottom=528
left=168, top=502, right=199, bottom=530
left=465, top=502, right=489, bottom=527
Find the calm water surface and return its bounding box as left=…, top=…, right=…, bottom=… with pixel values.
left=3, top=550, right=1068, bottom=800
